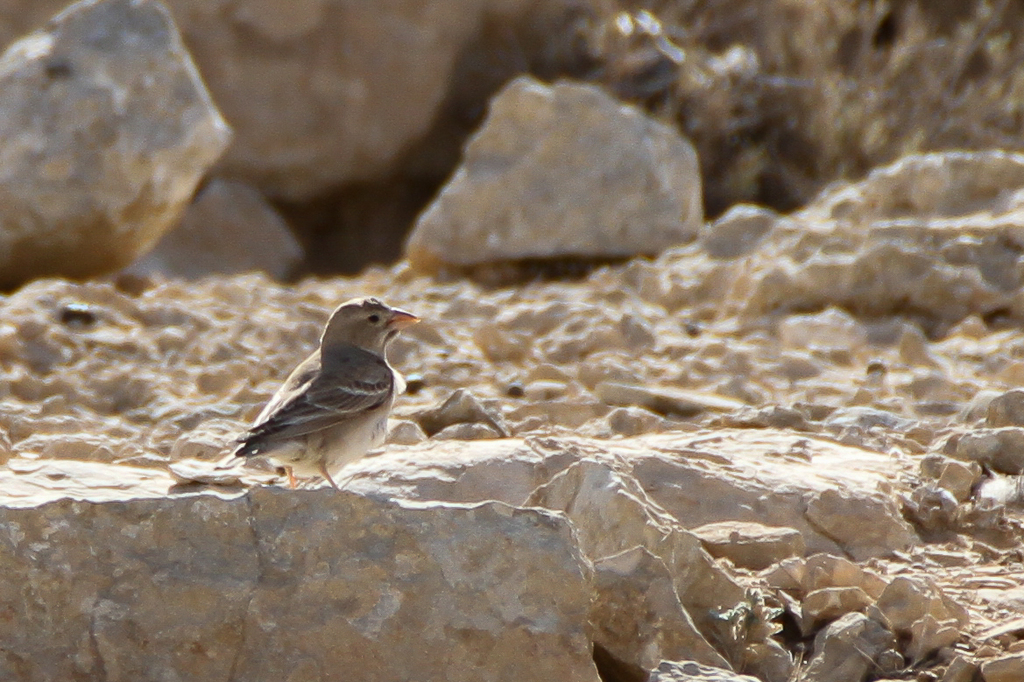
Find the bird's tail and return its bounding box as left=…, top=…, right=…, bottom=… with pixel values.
left=213, top=433, right=259, bottom=469
left=232, top=436, right=261, bottom=458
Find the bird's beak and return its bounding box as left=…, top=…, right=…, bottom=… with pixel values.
left=387, top=308, right=420, bottom=330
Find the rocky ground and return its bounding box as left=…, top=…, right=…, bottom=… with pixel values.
left=2, top=1, right=1024, bottom=682
left=4, top=150, right=1024, bottom=681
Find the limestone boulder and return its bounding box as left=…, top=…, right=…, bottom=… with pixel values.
left=335, top=431, right=919, bottom=563
left=0, top=487, right=598, bottom=682
left=592, top=547, right=731, bottom=672
left=799, top=613, right=897, bottom=682
left=690, top=521, right=805, bottom=571
left=0, top=0, right=230, bottom=288
left=126, top=178, right=302, bottom=280
left=738, top=151, right=1024, bottom=330
left=166, top=443, right=751, bottom=677
left=628, top=431, right=920, bottom=560
left=406, top=76, right=703, bottom=272
left=982, top=654, right=1024, bottom=682
left=527, top=459, right=744, bottom=670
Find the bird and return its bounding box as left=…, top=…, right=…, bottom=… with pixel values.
left=233, top=297, right=419, bottom=490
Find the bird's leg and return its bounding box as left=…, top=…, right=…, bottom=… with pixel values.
left=287, top=466, right=297, bottom=489
left=318, top=461, right=342, bottom=491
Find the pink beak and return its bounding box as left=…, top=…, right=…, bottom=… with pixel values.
left=387, top=308, right=420, bottom=330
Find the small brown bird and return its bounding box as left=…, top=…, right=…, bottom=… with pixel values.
left=234, top=297, right=419, bottom=489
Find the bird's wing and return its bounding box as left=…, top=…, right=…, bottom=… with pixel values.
left=252, top=353, right=321, bottom=425
left=236, top=346, right=393, bottom=456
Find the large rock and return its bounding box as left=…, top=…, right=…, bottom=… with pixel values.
left=799, top=613, right=896, bottom=682
left=633, top=150, right=1024, bottom=332
left=327, top=430, right=918, bottom=561
left=739, top=151, right=1024, bottom=330
left=627, top=431, right=920, bottom=561
left=406, top=76, right=703, bottom=272
left=10, top=427, right=920, bottom=566
left=0, top=0, right=230, bottom=288
left=126, top=178, right=302, bottom=280
left=0, top=442, right=752, bottom=679
left=527, top=459, right=742, bottom=671
left=0, top=0, right=583, bottom=201
left=690, top=521, right=805, bottom=570
left=592, top=547, right=730, bottom=673
left=0, top=488, right=598, bottom=682
left=948, top=427, right=1024, bottom=475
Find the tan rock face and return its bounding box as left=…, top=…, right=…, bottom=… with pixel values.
left=0, top=490, right=598, bottom=682
left=0, top=0, right=230, bottom=288
left=406, top=76, right=703, bottom=272
left=127, top=179, right=302, bottom=280
left=344, top=429, right=915, bottom=565
left=982, top=653, right=1024, bottom=682
left=731, top=151, right=1024, bottom=331
left=525, top=458, right=746, bottom=665
left=0, top=437, right=764, bottom=679
left=592, top=547, right=730, bottom=671
left=799, top=613, right=897, bottom=682
left=690, top=521, right=805, bottom=571
left=628, top=431, right=919, bottom=560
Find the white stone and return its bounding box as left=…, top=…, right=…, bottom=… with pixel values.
left=0, top=0, right=230, bottom=287
left=407, top=76, right=703, bottom=271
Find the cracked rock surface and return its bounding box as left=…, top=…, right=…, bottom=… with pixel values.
left=0, top=490, right=595, bottom=682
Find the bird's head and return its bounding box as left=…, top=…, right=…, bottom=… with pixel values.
left=320, top=297, right=419, bottom=354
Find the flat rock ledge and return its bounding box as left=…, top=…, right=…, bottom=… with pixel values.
left=0, top=429, right=929, bottom=682
left=0, top=489, right=596, bottom=682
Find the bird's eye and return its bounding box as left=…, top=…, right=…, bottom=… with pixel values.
left=368, top=314, right=381, bottom=324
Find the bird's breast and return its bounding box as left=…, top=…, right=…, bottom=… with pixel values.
left=322, top=404, right=391, bottom=470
